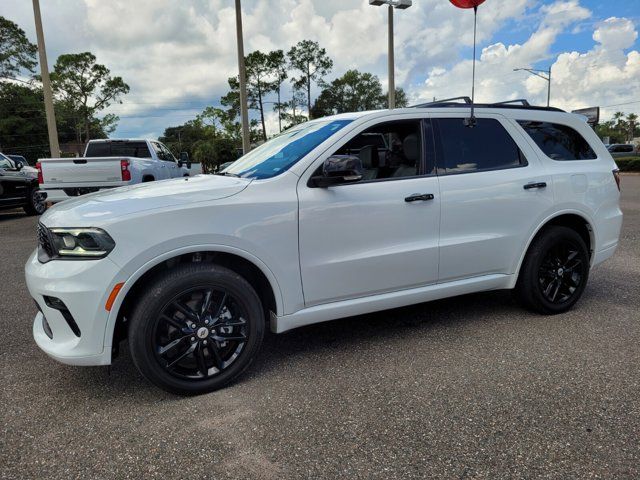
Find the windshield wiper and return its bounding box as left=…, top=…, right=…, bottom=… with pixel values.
left=215, top=171, right=240, bottom=178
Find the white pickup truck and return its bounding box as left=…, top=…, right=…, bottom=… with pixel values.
left=38, top=139, right=192, bottom=203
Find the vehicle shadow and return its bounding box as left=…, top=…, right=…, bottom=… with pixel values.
left=0, top=211, right=28, bottom=222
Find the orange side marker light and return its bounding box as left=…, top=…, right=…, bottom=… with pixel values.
left=105, top=282, right=125, bottom=311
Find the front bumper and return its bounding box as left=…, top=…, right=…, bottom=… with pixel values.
left=25, top=250, right=124, bottom=366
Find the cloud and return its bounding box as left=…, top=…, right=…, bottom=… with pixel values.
left=0, top=0, right=638, bottom=139
left=415, top=1, right=639, bottom=120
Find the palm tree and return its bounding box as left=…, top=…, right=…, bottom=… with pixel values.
left=626, top=113, right=638, bottom=141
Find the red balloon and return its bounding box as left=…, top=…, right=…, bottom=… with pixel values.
left=449, top=0, right=486, bottom=8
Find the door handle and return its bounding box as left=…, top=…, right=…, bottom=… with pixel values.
left=405, top=193, right=435, bottom=202
left=523, top=182, right=547, bottom=190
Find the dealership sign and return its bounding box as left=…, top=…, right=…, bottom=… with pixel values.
left=572, top=107, right=600, bottom=126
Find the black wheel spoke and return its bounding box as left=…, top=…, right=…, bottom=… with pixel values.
left=207, top=342, right=224, bottom=370
left=161, top=314, right=188, bottom=331
left=213, top=333, right=247, bottom=342
left=195, top=344, right=208, bottom=376
left=213, top=293, right=228, bottom=320
left=200, top=290, right=213, bottom=316
left=165, top=342, right=196, bottom=370
left=538, top=238, right=585, bottom=304
left=158, top=335, right=188, bottom=356
left=172, top=301, right=198, bottom=321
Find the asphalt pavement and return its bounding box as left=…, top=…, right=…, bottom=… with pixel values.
left=1, top=176, right=639, bottom=479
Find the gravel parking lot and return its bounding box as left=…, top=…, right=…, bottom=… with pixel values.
left=1, top=176, right=638, bottom=479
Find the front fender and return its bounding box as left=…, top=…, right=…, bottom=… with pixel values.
left=102, top=243, right=284, bottom=351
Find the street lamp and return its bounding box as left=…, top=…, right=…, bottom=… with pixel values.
left=514, top=67, right=552, bottom=107
left=369, top=0, right=412, bottom=109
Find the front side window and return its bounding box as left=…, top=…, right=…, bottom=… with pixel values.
left=224, top=119, right=352, bottom=179
left=517, top=120, right=596, bottom=160
left=435, top=118, right=526, bottom=174
left=328, top=119, right=426, bottom=181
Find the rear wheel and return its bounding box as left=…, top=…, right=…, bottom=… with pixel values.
left=128, top=263, right=264, bottom=395
left=515, top=226, right=590, bottom=314
left=23, top=188, right=46, bottom=216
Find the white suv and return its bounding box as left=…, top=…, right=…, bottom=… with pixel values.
left=25, top=102, right=623, bottom=394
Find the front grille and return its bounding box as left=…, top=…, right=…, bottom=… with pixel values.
left=37, top=222, right=55, bottom=259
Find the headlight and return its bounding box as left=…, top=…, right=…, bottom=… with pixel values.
left=45, top=227, right=116, bottom=259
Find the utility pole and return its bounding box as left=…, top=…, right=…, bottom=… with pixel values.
left=32, top=0, right=60, bottom=157
left=235, top=0, right=251, bottom=154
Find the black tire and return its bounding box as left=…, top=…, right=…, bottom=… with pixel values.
left=23, top=188, right=46, bottom=216
left=142, top=176, right=154, bottom=182
left=128, top=263, right=264, bottom=395
left=515, top=226, right=590, bottom=314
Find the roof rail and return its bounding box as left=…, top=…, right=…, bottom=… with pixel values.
left=489, top=99, right=530, bottom=106
left=409, top=97, right=565, bottom=113
left=411, top=96, right=472, bottom=108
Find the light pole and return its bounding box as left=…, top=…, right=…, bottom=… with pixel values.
left=234, top=0, right=251, bottom=154
left=514, top=67, right=552, bottom=107
left=369, top=0, right=412, bottom=109
left=32, top=0, right=60, bottom=158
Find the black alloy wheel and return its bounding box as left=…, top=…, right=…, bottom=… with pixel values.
left=537, top=240, right=584, bottom=304
left=515, top=225, right=589, bottom=314
left=154, top=287, right=248, bottom=379
left=128, top=263, right=264, bottom=395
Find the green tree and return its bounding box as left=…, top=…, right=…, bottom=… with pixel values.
left=269, top=49, right=288, bottom=133
left=313, top=70, right=384, bottom=116
left=287, top=40, right=333, bottom=119
left=193, top=137, right=238, bottom=173
left=391, top=88, right=409, bottom=108
left=0, top=82, right=48, bottom=162
left=0, top=16, right=37, bottom=79
left=50, top=52, right=129, bottom=143
left=626, top=113, right=638, bottom=141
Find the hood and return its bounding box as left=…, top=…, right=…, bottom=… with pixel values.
left=42, top=174, right=250, bottom=226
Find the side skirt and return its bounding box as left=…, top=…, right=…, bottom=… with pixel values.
left=272, top=274, right=513, bottom=333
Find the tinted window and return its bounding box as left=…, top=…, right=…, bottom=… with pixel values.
left=85, top=141, right=152, bottom=158
left=436, top=118, right=526, bottom=174
left=517, top=121, right=596, bottom=160
left=331, top=120, right=425, bottom=181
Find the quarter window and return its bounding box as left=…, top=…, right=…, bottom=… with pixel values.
left=435, top=118, right=526, bottom=174
left=517, top=121, right=596, bottom=160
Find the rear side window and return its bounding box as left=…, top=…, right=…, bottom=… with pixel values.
left=435, top=118, right=526, bottom=174
left=517, top=121, right=596, bottom=160
left=85, top=142, right=152, bottom=158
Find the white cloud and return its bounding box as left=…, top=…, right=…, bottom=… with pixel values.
left=416, top=1, right=639, bottom=120
left=0, top=0, right=638, bottom=138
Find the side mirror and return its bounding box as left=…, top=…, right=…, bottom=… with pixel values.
left=15, top=161, right=24, bottom=171
left=309, top=155, right=363, bottom=188
left=179, top=152, right=191, bottom=169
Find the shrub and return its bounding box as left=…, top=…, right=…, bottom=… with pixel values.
left=615, top=157, right=640, bottom=172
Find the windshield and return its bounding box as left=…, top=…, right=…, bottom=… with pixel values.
left=223, top=119, right=353, bottom=179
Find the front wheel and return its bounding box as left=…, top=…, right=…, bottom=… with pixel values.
left=515, top=226, right=590, bottom=314
left=128, top=263, right=264, bottom=395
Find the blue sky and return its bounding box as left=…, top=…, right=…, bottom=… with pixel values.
left=1, top=0, right=639, bottom=140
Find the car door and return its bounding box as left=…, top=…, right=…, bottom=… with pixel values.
left=159, top=142, right=181, bottom=177
left=433, top=113, right=554, bottom=282
left=0, top=157, right=28, bottom=207
left=297, top=117, right=441, bottom=307
left=150, top=142, right=171, bottom=180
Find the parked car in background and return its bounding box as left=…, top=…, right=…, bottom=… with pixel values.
left=6, top=154, right=38, bottom=178
left=38, top=139, right=192, bottom=203
left=26, top=101, right=622, bottom=394
left=0, top=152, right=46, bottom=215
left=607, top=143, right=637, bottom=157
